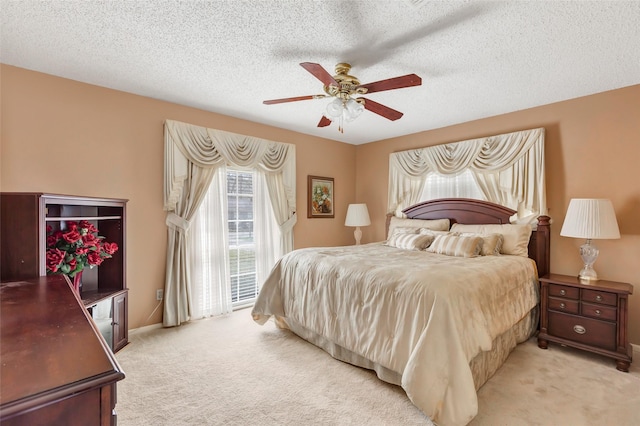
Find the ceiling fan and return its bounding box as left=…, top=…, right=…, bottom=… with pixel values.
left=263, top=62, right=422, bottom=132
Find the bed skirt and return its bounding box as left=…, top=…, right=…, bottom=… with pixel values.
left=274, top=305, right=538, bottom=393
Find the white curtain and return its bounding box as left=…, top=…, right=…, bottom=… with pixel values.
left=254, top=171, right=282, bottom=288
left=189, top=167, right=232, bottom=318
left=388, top=128, right=547, bottom=222
left=421, top=170, right=486, bottom=201
left=164, top=120, right=296, bottom=327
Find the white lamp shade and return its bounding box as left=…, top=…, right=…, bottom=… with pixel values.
left=345, top=203, right=371, bottom=227
left=560, top=199, right=620, bottom=239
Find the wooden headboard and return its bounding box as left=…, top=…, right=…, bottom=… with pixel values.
left=386, top=198, right=550, bottom=277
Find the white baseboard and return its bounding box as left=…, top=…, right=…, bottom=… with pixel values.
left=128, top=322, right=163, bottom=336
left=632, top=343, right=640, bottom=354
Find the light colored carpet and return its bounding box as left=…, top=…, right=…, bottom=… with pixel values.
left=116, top=309, right=640, bottom=426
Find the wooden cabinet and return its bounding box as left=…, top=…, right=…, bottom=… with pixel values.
left=112, top=291, right=128, bottom=352
left=0, top=275, right=125, bottom=425
left=538, top=273, right=633, bottom=372
left=0, top=192, right=128, bottom=351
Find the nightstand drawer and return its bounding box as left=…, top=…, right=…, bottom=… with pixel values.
left=582, top=289, right=617, bottom=306
left=581, top=302, right=617, bottom=321
left=548, top=297, right=579, bottom=314
left=548, top=284, right=579, bottom=299
left=547, top=311, right=616, bottom=351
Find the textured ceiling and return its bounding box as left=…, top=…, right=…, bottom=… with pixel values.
left=2, top=1, right=640, bottom=145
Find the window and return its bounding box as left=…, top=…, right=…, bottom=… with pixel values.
left=227, top=170, right=258, bottom=308
left=420, top=170, right=485, bottom=202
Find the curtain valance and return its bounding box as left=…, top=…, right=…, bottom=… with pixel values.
left=388, top=128, right=547, bottom=222
left=164, top=120, right=295, bottom=213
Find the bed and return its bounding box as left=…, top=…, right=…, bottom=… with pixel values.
left=251, top=198, right=550, bottom=425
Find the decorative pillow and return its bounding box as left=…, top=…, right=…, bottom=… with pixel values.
left=388, top=216, right=450, bottom=239
left=450, top=224, right=532, bottom=257
left=453, top=232, right=504, bottom=256
left=386, top=232, right=435, bottom=251
left=426, top=234, right=484, bottom=258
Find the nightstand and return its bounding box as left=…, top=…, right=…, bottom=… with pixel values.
left=538, top=273, right=633, bottom=372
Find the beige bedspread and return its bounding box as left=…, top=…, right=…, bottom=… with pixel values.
left=252, top=243, right=539, bottom=425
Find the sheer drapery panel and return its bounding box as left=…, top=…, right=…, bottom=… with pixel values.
left=420, top=170, right=486, bottom=201
left=189, top=167, right=232, bottom=318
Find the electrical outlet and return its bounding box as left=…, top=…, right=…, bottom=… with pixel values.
left=156, top=289, right=164, bottom=301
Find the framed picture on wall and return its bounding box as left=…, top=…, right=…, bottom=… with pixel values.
left=307, top=175, right=334, bottom=218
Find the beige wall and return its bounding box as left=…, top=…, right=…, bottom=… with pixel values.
left=355, top=84, right=640, bottom=344
left=1, top=65, right=357, bottom=330
left=2, top=64, right=639, bottom=345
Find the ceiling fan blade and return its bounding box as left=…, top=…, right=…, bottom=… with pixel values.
left=358, top=97, right=403, bottom=121
left=317, top=116, right=332, bottom=127
left=263, top=94, right=327, bottom=105
left=300, top=62, right=339, bottom=87
left=357, top=74, right=422, bottom=94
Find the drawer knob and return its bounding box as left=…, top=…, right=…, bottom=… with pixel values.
left=595, top=295, right=603, bottom=302
left=595, top=309, right=601, bottom=316
left=560, top=289, right=566, bottom=296
left=560, top=303, right=566, bottom=309
left=573, top=325, right=586, bottom=335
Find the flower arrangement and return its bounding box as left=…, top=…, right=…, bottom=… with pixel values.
left=46, top=220, right=118, bottom=278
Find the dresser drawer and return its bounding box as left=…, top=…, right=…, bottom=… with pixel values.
left=548, top=284, right=579, bottom=299
left=582, top=289, right=617, bottom=306
left=581, top=302, right=617, bottom=321
left=547, top=311, right=616, bottom=351
left=548, top=297, right=579, bottom=314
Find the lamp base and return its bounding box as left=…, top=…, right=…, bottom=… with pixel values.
left=578, top=265, right=598, bottom=282
left=578, top=239, right=599, bottom=282
left=353, top=226, right=362, bottom=245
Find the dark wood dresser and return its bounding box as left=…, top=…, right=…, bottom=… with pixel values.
left=538, top=273, right=633, bottom=372
left=0, top=275, right=125, bottom=425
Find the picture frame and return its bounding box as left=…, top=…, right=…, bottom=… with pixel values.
left=307, top=175, right=335, bottom=218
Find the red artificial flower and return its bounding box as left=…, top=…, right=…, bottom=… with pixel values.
left=75, top=246, right=90, bottom=255
left=79, top=220, right=98, bottom=233
left=102, top=242, right=119, bottom=255
left=62, top=229, right=82, bottom=244
left=67, top=257, right=77, bottom=271
left=46, top=248, right=65, bottom=273
left=47, top=234, right=58, bottom=247
left=82, top=233, right=98, bottom=246
left=87, top=251, right=104, bottom=266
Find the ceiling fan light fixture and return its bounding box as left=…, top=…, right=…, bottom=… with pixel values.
left=325, top=97, right=364, bottom=123
left=325, top=98, right=344, bottom=118
left=345, top=98, right=364, bottom=121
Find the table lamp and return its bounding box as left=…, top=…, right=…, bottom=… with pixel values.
left=345, top=203, right=371, bottom=245
left=560, top=198, right=620, bottom=281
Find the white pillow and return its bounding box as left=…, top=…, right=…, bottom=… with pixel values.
left=449, top=224, right=532, bottom=257
left=391, top=227, right=420, bottom=235
left=419, top=228, right=452, bottom=237
left=453, top=232, right=504, bottom=256
left=426, top=234, right=484, bottom=258
left=388, top=216, right=450, bottom=238
left=386, top=232, right=435, bottom=251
